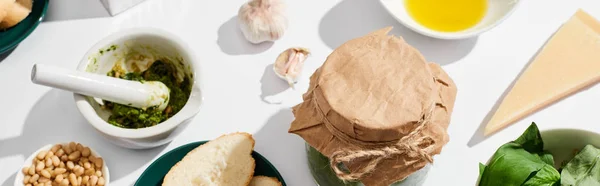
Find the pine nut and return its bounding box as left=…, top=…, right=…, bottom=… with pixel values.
left=36, top=161, right=45, bottom=172
left=66, top=161, right=74, bottom=170
left=40, top=169, right=51, bottom=178
left=28, top=165, right=35, bottom=175
left=36, top=151, right=47, bottom=160
left=81, top=147, right=91, bottom=157
left=90, top=175, right=98, bottom=186
left=60, top=179, right=69, bottom=186
left=93, top=158, right=103, bottom=168
left=38, top=177, right=50, bottom=183
left=76, top=143, right=84, bottom=152
left=50, top=156, right=59, bottom=167
left=84, top=168, right=95, bottom=176
left=68, top=173, right=78, bottom=186
left=75, top=167, right=85, bottom=176
left=44, top=151, right=54, bottom=160
left=68, top=151, right=81, bottom=161
left=55, top=174, right=64, bottom=183
left=83, top=162, right=91, bottom=169
left=45, top=158, right=52, bottom=167
left=63, top=146, right=72, bottom=155
left=30, top=174, right=39, bottom=182
left=82, top=175, right=89, bottom=185
left=23, top=175, right=31, bottom=184
left=97, top=177, right=105, bottom=186
left=60, top=155, right=68, bottom=162
left=68, top=142, right=76, bottom=151
left=22, top=166, right=29, bottom=174
left=54, top=168, right=67, bottom=175
left=56, top=149, right=64, bottom=157
left=50, top=144, right=62, bottom=153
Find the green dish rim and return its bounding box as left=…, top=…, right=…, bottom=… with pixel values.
left=0, top=0, right=50, bottom=54
left=135, top=140, right=287, bottom=186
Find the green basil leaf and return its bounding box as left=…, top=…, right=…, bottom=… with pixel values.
left=479, top=123, right=560, bottom=186
left=540, top=151, right=556, bottom=166
left=479, top=163, right=486, bottom=178
left=522, top=165, right=561, bottom=186
left=514, top=122, right=544, bottom=153
left=561, top=145, right=600, bottom=186
left=480, top=144, right=552, bottom=185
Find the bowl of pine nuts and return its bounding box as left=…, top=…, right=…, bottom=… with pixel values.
left=14, top=142, right=109, bottom=186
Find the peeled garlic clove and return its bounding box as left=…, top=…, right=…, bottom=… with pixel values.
left=238, top=0, right=288, bottom=44
left=273, top=48, right=310, bottom=89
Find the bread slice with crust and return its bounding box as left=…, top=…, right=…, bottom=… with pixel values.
left=15, top=0, right=32, bottom=9
left=0, top=0, right=15, bottom=23
left=249, top=176, right=282, bottom=186
left=162, top=132, right=256, bottom=186
left=0, top=1, right=30, bottom=29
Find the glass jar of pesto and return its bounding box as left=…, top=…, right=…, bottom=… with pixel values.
left=306, top=144, right=431, bottom=186
left=288, top=28, right=458, bottom=185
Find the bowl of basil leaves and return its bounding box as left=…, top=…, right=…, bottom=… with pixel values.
left=478, top=122, right=600, bottom=186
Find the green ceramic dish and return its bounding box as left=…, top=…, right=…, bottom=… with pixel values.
left=135, top=141, right=286, bottom=186
left=0, top=0, right=49, bottom=54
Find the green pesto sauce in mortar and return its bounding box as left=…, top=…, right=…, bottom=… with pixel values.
left=104, top=60, right=191, bottom=129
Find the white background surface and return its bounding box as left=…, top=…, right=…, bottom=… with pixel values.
left=2, top=0, right=600, bottom=185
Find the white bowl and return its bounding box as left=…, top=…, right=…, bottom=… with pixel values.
left=74, top=28, right=204, bottom=149
left=379, top=0, right=521, bottom=39
left=541, top=129, right=600, bottom=168
left=14, top=143, right=110, bottom=186
left=478, top=128, right=600, bottom=185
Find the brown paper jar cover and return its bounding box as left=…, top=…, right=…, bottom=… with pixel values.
left=289, top=27, right=457, bottom=186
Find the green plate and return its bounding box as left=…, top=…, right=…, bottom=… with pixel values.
left=0, top=0, right=49, bottom=54
left=135, top=141, right=286, bottom=186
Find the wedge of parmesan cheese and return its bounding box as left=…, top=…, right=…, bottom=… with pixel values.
left=484, top=9, right=600, bottom=135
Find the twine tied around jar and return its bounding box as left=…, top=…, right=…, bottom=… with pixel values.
left=313, top=95, right=437, bottom=181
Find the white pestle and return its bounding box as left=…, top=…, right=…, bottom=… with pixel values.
left=31, top=64, right=170, bottom=111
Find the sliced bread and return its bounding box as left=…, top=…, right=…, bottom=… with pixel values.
left=0, top=8, right=6, bottom=23
left=15, top=0, right=31, bottom=9
left=0, top=1, right=30, bottom=29
left=162, top=132, right=256, bottom=186
left=0, top=0, right=15, bottom=23
left=249, top=176, right=282, bottom=186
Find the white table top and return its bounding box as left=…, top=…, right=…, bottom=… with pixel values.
left=2, top=0, right=600, bottom=185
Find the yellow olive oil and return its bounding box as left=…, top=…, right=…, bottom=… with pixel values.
left=405, top=0, right=488, bottom=32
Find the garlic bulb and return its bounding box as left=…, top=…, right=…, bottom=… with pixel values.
left=238, top=0, right=288, bottom=44
left=273, top=48, right=310, bottom=89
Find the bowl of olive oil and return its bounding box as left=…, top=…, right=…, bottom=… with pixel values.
left=379, top=0, right=520, bottom=39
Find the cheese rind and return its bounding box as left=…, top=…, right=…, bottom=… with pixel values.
left=484, top=10, right=600, bottom=135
